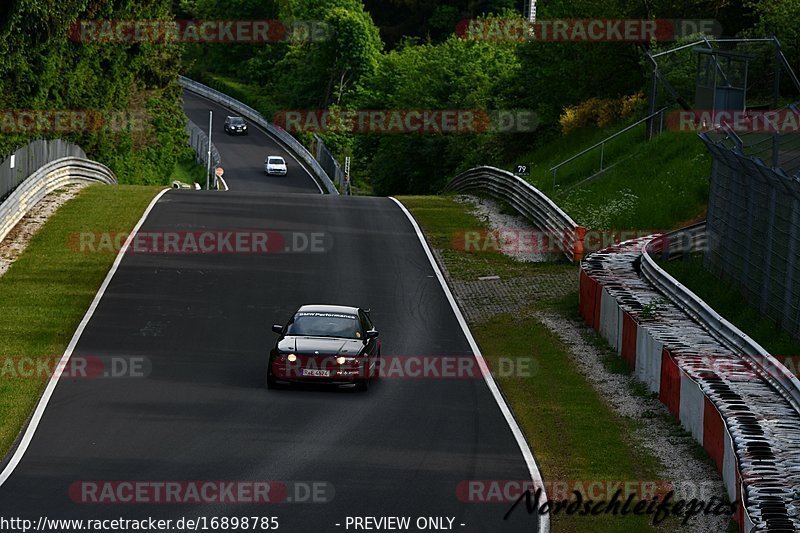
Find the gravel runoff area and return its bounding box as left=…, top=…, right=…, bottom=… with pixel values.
left=436, top=195, right=729, bottom=532
left=440, top=196, right=577, bottom=323
left=0, top=184, right=89, bottom=278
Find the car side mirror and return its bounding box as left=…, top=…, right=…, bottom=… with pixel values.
left=366, top=329, right=379, bottom=339
left=272, top=324, right=283, bottom=334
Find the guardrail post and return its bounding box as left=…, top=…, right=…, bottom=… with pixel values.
left=599, top=143, right=605, bottom=171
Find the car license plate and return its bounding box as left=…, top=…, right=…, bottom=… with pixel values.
left=302, top=369, right=331, bottom=377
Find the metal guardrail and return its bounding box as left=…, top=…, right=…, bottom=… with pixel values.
left=0, top=157, right=117, bottom=243
left=640, top=223, right=800, bottom=415
left=185, top=118, right=221, bottom=189
left=1, top=139, right=87, bottom=202
left=313, top=133, right=347, bottom=193
left=584, top=233, right=800, bottom=531
left=178, top=76, right=338, bottom=195
left=443, top=166, right=586, bottom=261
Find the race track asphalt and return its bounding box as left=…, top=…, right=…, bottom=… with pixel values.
left=0, top=94, right=540, bottom=533
left=182, top=90, right=321, bottom=194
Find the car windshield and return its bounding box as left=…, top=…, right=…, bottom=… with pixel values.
left=286, top=312, right=360, bottom=339
left=268, top=158, right=285, bottom=165
left=229, top=117, right=244, bottom=124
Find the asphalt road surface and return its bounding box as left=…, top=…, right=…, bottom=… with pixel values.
left=182, top=90, right=321, bottom=194
left=0, top=94, right=540, bottom=533
left=0, top=192, right=539, bottom=532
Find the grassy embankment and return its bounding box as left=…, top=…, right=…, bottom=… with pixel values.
left=660, top=256, right=800, bottom=373
left=511, top=121, right=711, bottom=231
left=0, top=185, right=160, bottom=456
left=398, top=195, right=702, bottom=532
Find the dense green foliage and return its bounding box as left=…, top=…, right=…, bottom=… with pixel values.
left=0, top=0, right=190, bottom=184
left=362, top=0, right=518, bottom=47
left=183, top=0, right=800, bottom=196
left=10, top=0, right=789, bottom=192
left=0, top=184, right=159, bottom=456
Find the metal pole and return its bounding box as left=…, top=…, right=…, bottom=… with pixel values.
left=206, top=111, right=213, bottom=190
left=773, top=43, right=781, bottom=168
left=600, top=143, right=605, bottom=171
left=344, top=156, right=351, bottom=195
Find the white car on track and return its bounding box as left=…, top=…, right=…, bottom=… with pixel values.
left=264, top=156, right=288, bottom=176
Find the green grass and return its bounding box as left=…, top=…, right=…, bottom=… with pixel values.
left=197, top=72, right=278, bottom=118
left=0, top=184, right=161, bottom=456
left=474, top=315, right=667, bottom=531
left=511, top=123, right=711, bottom=231
left=397, top=195, right=571, bottom=281
left=169, top=154, right=207, bottom=187
left=400, top=196, right=686, bottom=532
left=659, top=255, right=800, bottom=373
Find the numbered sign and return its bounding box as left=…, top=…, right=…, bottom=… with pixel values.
left=515, top=164, right=531, bottom=177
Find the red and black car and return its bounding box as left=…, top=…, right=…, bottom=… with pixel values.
left=266, top=305, right=380, bottom=391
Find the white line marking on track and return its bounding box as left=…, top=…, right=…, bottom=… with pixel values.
left=0, top=187, right=171, bottom=488
left=389, top=196, right=550, bottom=533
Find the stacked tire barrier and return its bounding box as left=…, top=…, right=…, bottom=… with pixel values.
left=444, top=166, right=586, bottom=261
left=580, top=228, right=800, bottom=532
left=0, top=157, right=117, bottom=242
left=178, top=76, right=338, bottom=195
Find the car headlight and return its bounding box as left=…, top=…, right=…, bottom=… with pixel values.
left=287, top=354, right=297, bottom=362
left=336, top=356, right=346, bottom=365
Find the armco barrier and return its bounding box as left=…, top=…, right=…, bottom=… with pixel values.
left=580, top=233, right=800, bottom=532
left=641, top=224, right=800, bottom=415
left=443, top=166, right=586, bottom=261
left=185, top=118, right=221, bottom=189
left=0, top=157, right=117, bottom=243
left=178, top=76, right=338, bottom=195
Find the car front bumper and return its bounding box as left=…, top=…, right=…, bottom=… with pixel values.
left=270, top=359, right=370, bottom=385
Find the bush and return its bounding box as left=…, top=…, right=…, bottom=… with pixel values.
left=559, top=93, right=646, bottom=134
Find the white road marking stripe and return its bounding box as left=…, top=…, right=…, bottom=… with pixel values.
left=0, top=187, right=171, bottom=487
left=389, top=197, right=550, bottom=533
